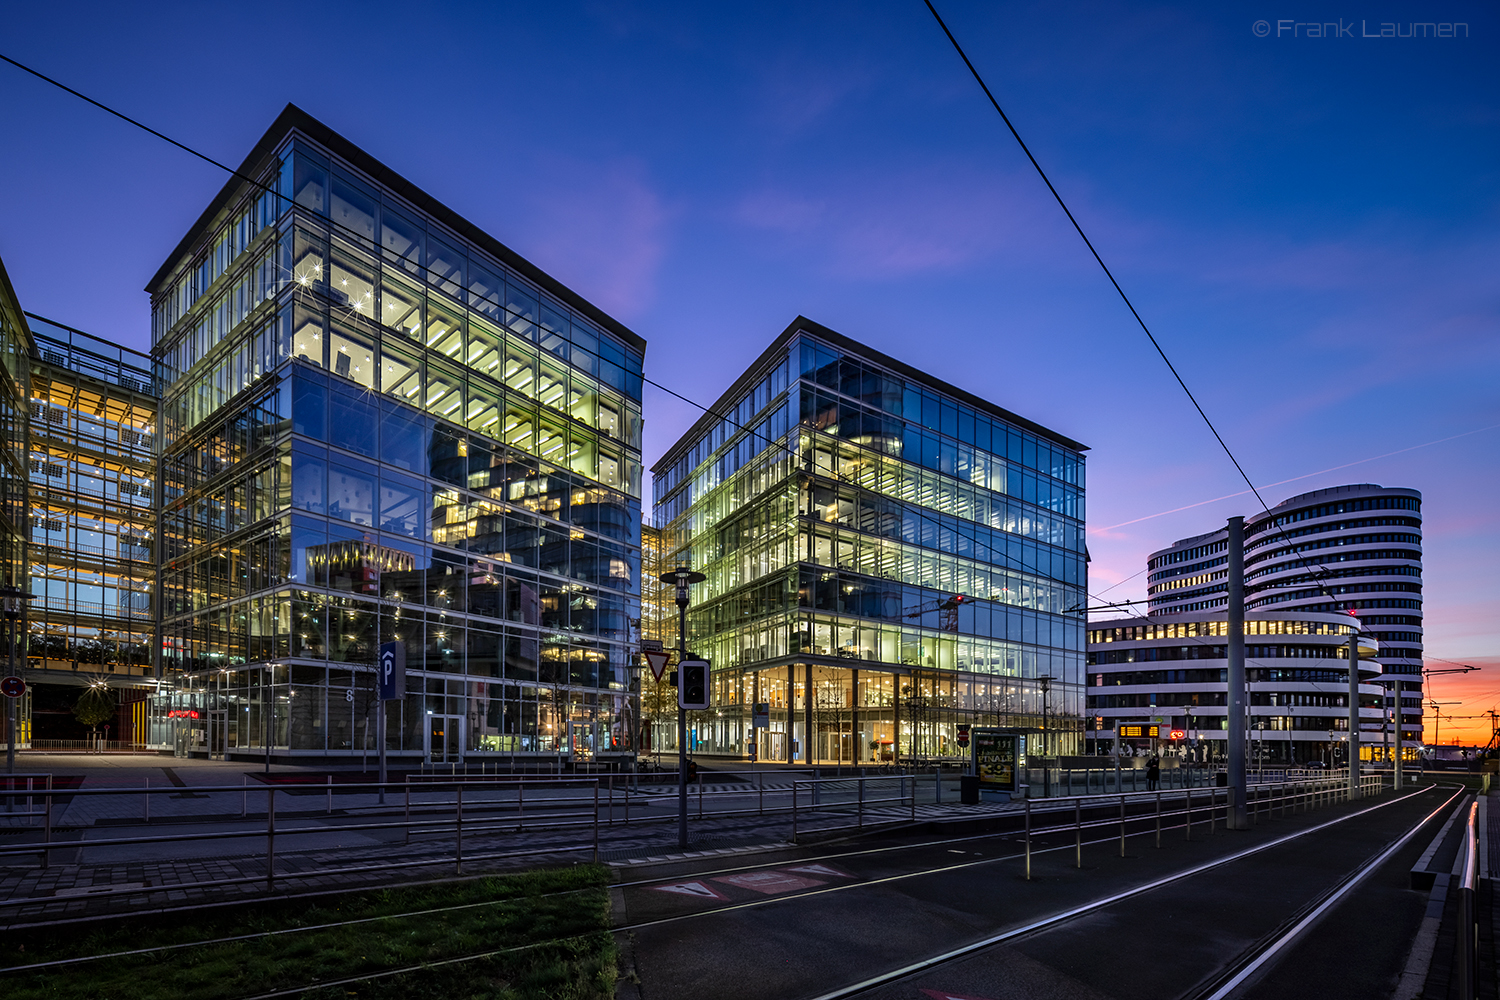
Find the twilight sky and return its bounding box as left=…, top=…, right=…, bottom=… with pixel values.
left=1, top=2, right=1495, bottom=741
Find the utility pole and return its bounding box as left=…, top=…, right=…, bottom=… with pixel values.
left=1391, top=679, right=1402, bottom=791
left=1226, top=517, right=1248, bottom=830
left=661, top=567, right=705, bottom=851
left=1347, top=631, right=1361, bottom=799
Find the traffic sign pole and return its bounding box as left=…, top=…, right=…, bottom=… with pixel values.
left=660, top=567, right=705, bottom=851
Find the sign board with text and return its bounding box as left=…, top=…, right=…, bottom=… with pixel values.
left=971, top=728, right=1025, bottom=792
left=752, top=702, right=770, bottom=728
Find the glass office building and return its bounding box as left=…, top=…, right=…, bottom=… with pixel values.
left=25, top=316, right=158, bottom=742
left=651, top=319, right=1087, bottom=764
left=0, top=257, right=33, bottom=749
left=146, top=106, right=645, bottom=762
left=27, top=316, right=157, bottom=680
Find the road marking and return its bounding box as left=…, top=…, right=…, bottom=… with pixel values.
left=920, top=990, right=998, bottom=1000
left=649, top=881, right=728, bottom=900
left=714, top=870, right=826, bottom=894
left=785, top=863, right=854, bottom=879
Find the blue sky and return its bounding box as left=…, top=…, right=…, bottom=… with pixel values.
left=1, top=1, right=1496, bottom=737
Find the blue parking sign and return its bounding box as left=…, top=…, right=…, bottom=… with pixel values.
left=378, top=641, right=405, bottom=701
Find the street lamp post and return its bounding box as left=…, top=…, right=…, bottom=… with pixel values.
left=660, top=566, right=705, bottom=850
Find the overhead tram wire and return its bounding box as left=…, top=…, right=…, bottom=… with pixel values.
left=0, top=46, right=1393, bottom=637
left=921, top=2, right=1411, bottom=623
left=0, top=49, right=1079, bottom=616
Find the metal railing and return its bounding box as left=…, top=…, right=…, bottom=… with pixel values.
left=1456, top=799, right=1479, bottom=1000
left=0, top=768, right=1391, bottom=907
left=1016, top=771, right=1384, bottom=879
left=790, top=775, right=918, bottom=841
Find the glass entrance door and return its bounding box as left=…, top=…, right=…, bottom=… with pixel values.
left=428, top=715, right=462, bottom=764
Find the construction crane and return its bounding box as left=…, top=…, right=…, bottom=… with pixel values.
left=903, top=594, right=965, bottom=633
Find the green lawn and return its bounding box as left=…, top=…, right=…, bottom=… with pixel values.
left=0, top=866, right=616, bottom=1000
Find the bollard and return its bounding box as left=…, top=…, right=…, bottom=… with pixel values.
left=42, top=793, right=52, bottom=869
left=792, top=782, right=799, bottom=843
left=1025, top=796, right=1032, bottom=880
left=1120, top=795, right=1127, bottom=857
left=1075, top=799, right=1082, bottom=868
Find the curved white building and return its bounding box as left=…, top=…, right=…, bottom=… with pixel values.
left=1087, top=611, right=1383, bottom=763
left=1144, top=484, right=1423, bottom=751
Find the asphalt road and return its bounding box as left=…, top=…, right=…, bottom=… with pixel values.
left=615, top=783, right=1453, bottom=1000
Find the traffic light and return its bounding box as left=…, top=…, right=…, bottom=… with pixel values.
left=677, top=659, right=710, bottom=710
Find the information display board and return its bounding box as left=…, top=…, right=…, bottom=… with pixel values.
left=972, top=728, right=1026, bottom=792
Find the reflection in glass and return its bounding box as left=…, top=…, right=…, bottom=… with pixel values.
left=329, top=324, right=375, bottom=388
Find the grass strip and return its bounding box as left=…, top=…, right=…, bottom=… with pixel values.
left=0, top=865, right=615, bottom=1000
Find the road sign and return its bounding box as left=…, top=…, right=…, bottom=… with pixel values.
left=752, top=702, right=770, bottom=728
left=377, top=642, right=405, bottom=701
left=643, top=650, right=672, bottom=681
left=640, top=639, right=663, bottom=653
left=0, top=676, right=24, bottom=698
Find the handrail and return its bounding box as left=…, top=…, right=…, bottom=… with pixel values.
left=1457, top=800, right=1478, bottom=999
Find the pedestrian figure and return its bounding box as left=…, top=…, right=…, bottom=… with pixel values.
left=1147, top=754, right=1161, bottom=791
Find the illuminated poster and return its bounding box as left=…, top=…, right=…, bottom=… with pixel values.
left=972, top=728, right=1025, bottom=792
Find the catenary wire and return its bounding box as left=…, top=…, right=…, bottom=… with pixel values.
left=0, top=48, right=1076, bottom=607
left=917, top=2, right=1413, bottom=623
left=0, top=47, right=1409, bottom=649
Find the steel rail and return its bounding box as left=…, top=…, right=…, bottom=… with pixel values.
left=223, top=783, right=1446, bottom=1000
left=801, top=783, right=1455, bottom=1000
left=0, top=775, right=1397, bottom=969
left=1194, top=786, right=1473, bottom=1000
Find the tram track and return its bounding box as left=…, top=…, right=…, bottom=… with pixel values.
left=0, top=780, right=1452, bottom=999
left=804, top=782, right=1462, bottom=1000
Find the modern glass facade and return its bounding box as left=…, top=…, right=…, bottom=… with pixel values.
left=651, top=319, right=1087, bottom=764
left=27, top=316, right=157, bottom=681
left=146, top=106, right=644, bottom=761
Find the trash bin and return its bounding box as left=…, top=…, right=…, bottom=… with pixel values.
left=1215, top=771, right=1228, bottom=787
left=960, top=774, right=980, bottom=805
